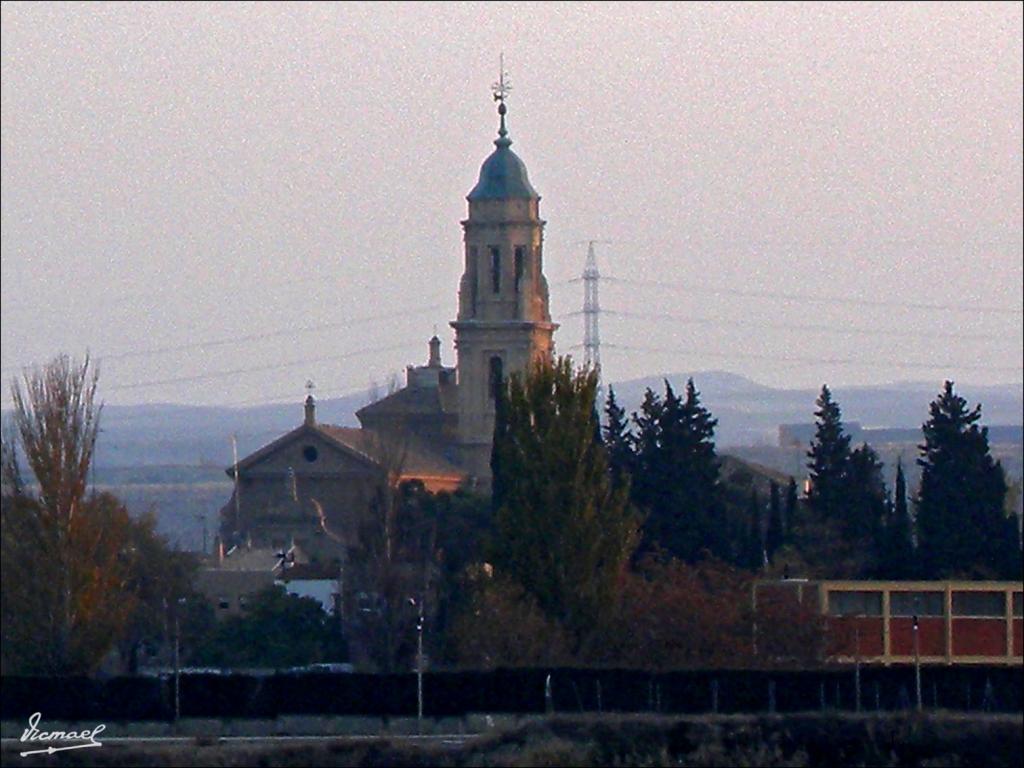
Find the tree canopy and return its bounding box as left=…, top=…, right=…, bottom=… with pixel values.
left=194, top=585, right=345, bottom=668
left=631, top=379, right=726, bottom=562
left=490, top=356, right=637, bottom=642
left=915, top=381, right=1012, bottom=578
left=1, top=355, right=198, bottom=675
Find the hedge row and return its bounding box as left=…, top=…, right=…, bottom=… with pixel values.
left=2, top=665, right=1020, bottom=721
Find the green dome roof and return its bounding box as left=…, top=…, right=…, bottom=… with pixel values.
left=467, top=103, right=538, bottom=201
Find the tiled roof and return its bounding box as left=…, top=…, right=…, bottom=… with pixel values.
left=356, top=381, right=457, bottom=419
left=318, top=425, right=465, bottom=481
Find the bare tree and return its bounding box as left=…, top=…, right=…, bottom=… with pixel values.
left=350, top=430, right=441, bottom=672
left=1, top=355, right=127, bottom=674
left=1, top=417, right=24, bottom=498
left=12, top=354, right=100, bottom=509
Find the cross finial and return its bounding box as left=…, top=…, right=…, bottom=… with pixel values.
left=305, top=379, right=315, bottom=395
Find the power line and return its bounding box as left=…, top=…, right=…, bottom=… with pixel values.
left=0, top=303, right=447, bottom=375
left=566, top=274, right=1021, bottom=316
left=99, top=304, right=446, bottom=363
left=0, top=273, right=345, bottom=315
left=567, top=308, right=1017, bottom=344
left=103, top=341, right=422, bottom=393
left=599, top=342, right=1024, bottom=374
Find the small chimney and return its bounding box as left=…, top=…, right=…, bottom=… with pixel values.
left=304, top=394, right=316, bottom=426
left=428, top=335, right=441, bottom=368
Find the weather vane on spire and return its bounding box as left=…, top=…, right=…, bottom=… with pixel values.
left=491, top=53, right=512, bottom=105
left=491, top=53, right=512, bottom=143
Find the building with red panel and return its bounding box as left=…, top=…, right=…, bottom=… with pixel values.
left=754, top=580, right=1022, bottom=665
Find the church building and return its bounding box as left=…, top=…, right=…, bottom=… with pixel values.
left=217, top=81, right=557, bottom=563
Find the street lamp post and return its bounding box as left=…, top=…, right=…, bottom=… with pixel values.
left=913, top=614, right=922, bottom=712
left=854, top=626, right=861, bottom=713
left=173, top=611, right=180, bottom=726
left=173, top=598, right=185, bottom=729
left=409, top=596, right=424, bottom=734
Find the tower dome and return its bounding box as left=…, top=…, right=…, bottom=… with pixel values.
left=467, top=101, right=538, bottom=201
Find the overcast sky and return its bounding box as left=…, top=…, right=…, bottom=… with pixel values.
left=2, top=2, right=1021, bottom=408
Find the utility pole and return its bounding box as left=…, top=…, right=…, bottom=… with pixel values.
left=582, top=241, right=601, bottom=374
left=231, top=433, right=242, bottom=531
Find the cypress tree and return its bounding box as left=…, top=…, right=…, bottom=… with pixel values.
left=894, top=458, right=908, bottom=528
left=784, top=476, right=799, bottom=536
left=631, top=387, right=663, bottom=511
left=915, top=381, right=1008, bottom=579
left=633, top=379, right=723, bottom=562
left=847, top=445, right=886, bottom=536
left=878, top=458, right=915, bottom=578
left=745, top=488, right=766, bottom=569
left=602, top=386, right=634, bottom=489
left=766, top=480, right=784, bottom=563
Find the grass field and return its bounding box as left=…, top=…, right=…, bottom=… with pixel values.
left=2, top=712, right=1021, bottom=767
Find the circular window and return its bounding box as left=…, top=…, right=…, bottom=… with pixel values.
left=302, top=445, right=318, bottom=463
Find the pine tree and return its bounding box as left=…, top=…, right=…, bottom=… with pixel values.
left=766, top=480, right=784, bottom=563
left=680, top=379, right=725, bottom=557
left=806, top=385, right=851, bottom=523
left=915, top=381, right=1009, bottom=579
left=603, top=386, right=634, bottom=489
left=799, top=387, right=895, bottom=577
left=847, top=445, right=886, bottom=536
left=490, top=357, right=638, bottom=640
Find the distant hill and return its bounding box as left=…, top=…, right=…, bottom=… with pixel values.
left=4, top=371, right=1017, bottom=552
left=3, top=371, right=1020, bottom=472
left=608, top=371, right=1023, bottom=447
left=84, top=392, right=367, bottom=473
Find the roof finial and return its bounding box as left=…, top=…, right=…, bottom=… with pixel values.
left=304, top=380, right=316, bottom=425
left=491, top=53, right=512, bottom=148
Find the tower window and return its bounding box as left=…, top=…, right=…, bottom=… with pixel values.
left=469, top=247, right=478, bottom=312
left=514, top=246, right=525, bottom=293
left=490, top=246, right=501, bottom=293
left=489, top=356, right=504, bottom=400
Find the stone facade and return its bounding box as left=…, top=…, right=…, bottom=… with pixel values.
left=218, top=384, right=464, bottom=561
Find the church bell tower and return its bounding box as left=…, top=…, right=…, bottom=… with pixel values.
left=451, top=68, right=557, bottom=483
